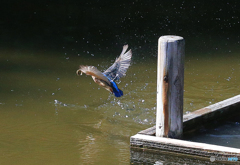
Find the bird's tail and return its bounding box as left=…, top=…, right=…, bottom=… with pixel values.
left=110, top=81, right=123, bottom=97
left=113, top=88, right=123, bottom=97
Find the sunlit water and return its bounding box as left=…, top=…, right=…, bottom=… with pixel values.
left=0, top=43, right=240, bottom=164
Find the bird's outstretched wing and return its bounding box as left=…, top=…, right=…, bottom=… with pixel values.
left=103, top=45, right=132, bottom=81
left=77, top=65, right=110, bottom=84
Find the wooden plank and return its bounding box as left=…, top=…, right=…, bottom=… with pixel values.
left=183, top=94, right=240, bottom=132
left=130, top=147, right=234, bottom=164
left=138, top=94, right=240, bottom=135
left=131, top=134, right=240, bottom=158
left=138, top=126, right=156, bottom=135
left=156, top=35, right=185, bottom=138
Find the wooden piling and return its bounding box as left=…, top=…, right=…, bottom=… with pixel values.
left=156, top=35, right=185, bottom=138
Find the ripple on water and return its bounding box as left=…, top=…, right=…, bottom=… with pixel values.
left=0, top=117, right=79, bottom=162
left=184, top=78, right=239, bottom=112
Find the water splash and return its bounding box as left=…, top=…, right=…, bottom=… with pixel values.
left=52, top=99, right=88, bottom=109
left=96, top=83, right=156, bottom=126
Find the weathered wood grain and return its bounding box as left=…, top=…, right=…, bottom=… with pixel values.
left=131, top=134, right=240, bottom=158
left=156, top=35, right=185, bottom=138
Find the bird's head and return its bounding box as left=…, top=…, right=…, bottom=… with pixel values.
left=76, top=69, right=83, bottom=76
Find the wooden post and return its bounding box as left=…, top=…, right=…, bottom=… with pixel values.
left=156, top=35, right=185, bottom=138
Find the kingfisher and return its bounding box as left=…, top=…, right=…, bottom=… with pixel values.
left=76, top=45, right=132, bottom=97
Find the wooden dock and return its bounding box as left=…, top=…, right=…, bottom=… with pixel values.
left=131, top=95, right=240, bottom=160
left=130, top=35, right=240, bottom=162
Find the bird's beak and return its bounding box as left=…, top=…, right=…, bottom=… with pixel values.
left=76, top=69, right=83, bottom=76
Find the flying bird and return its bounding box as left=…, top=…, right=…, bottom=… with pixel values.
left=76, top=45, right=132, bottom=97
